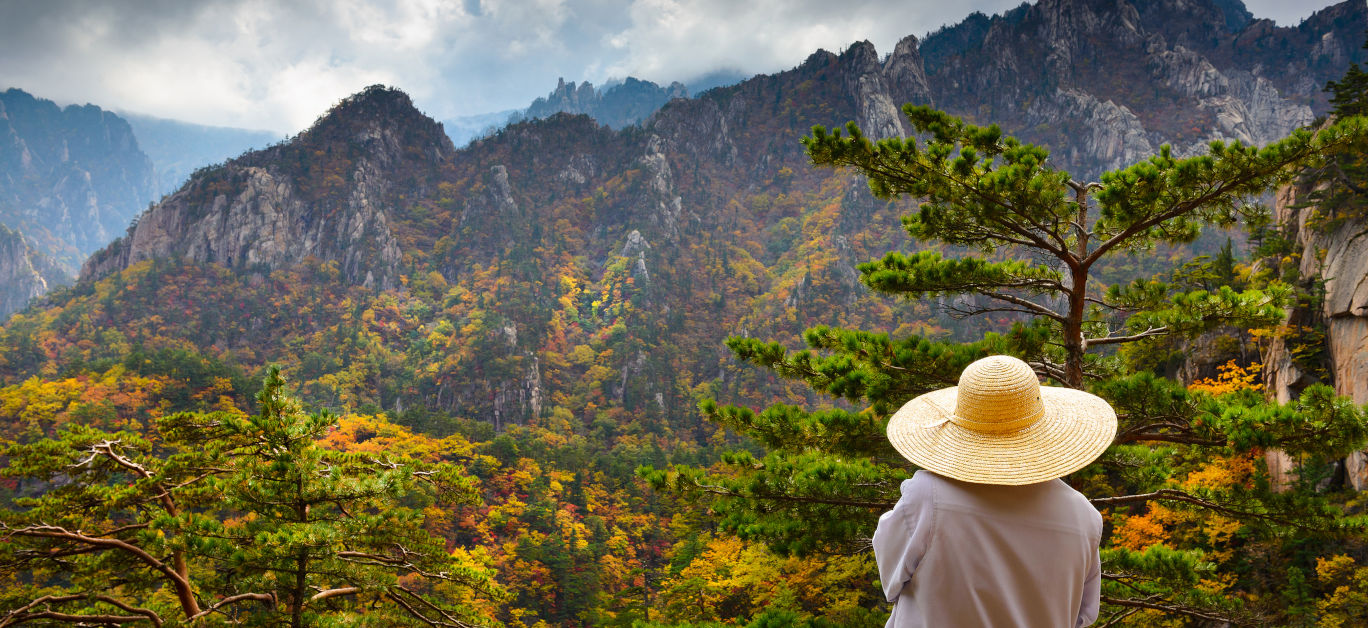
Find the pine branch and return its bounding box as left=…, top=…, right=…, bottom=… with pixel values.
left=1085, top=326, right=1169, bottom=347
left=1100, top=595, right=1246, bottom=625
left=0, top=595, right=163, bottom=627
left=185, top=593, right=275, bottom=621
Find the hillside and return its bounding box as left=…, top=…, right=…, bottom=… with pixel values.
left=3, top=0, right=1368, bottom=624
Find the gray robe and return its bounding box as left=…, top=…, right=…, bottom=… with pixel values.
left=873, top=471, right=1102, bottom=627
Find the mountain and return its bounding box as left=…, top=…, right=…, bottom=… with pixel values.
left=442, top=108, right=520, bottom=148
left=120, top=113, right=278, bottom=198
left=919, top=0, right=1366, bottom=176
left=444, top=74, right=742, bottom=149
left=59, top=0, right=1367, bottom=426
left=517, top=76, right=689, bottom=130
left=83, top=86, right=452, bottom=292
left=0, top=88, right=156, bottom=268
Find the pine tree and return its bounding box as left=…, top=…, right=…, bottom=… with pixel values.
left=0, top=366, right=500, bottom=626
left=643, top=106, right=1368, bottom=623
left=1300, top=33, right=1368, bottom=226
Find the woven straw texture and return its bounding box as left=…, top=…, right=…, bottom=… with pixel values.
left=886, top=356, right=1117, bottom=485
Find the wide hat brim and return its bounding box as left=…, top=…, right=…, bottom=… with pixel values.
left=887, top=386, right=1117, bottom=485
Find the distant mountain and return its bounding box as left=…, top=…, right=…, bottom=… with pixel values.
left=919, top=0, right=1365, bottom=176
left=441, top=77, right=688, bottom=153
left=517, top=77, right=689, bottom=129
left=120, top=113, right=278, bottom=198
left=0, top=88, right=156, bottom=268
left=442, top=108, right=520, bottom=148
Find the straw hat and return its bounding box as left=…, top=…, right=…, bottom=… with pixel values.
left=886, top=355, right=1116, bottom=485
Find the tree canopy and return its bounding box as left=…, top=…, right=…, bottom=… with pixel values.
left=0, top=366, right=501, bottom=626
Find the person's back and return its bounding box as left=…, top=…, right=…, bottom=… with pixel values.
left=875, top=471, right=1102, bottom=627
left=875, top=355, right=1116, bottom=627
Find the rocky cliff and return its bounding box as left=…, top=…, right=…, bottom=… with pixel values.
left=0, top=89, right=156, bottom=268
left=81, top=86, right=454, bottom=290
left=1264, top=181, right=1368, bottom=488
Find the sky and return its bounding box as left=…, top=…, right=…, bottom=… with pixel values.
left=0, top=0, right=1348, bottom=135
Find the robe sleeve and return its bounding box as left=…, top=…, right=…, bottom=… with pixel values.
left=873, top=473, right=935, bottom=603
left=1076, top=509, right=1104, bottom=627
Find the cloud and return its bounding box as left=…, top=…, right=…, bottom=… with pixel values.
left=0, top=0, right=1348, bottom=134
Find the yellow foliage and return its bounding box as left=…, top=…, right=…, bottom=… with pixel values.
left=1316, top=554, right=1368, bottom=627
left=1187, top=360, right=1262, bottom=395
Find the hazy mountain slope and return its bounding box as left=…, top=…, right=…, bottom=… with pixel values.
left=0, top=88, right=155, bottom=268
left=120, top=112, right=278, bottom=198
left=0, top=223, right=67, bottom=320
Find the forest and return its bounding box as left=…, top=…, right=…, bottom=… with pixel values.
left=3, top=43, right=1368, bottom=628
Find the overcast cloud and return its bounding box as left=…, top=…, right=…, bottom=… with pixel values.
left=0, top=0, right=1346, bottom=134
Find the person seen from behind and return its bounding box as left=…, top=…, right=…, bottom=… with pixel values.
left=874, top=355, right=1116, bottom=627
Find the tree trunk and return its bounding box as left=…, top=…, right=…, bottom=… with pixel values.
left=1064, top=182, right=1091, bottom=388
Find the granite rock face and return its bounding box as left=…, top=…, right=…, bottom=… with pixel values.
left=81, top=86, right=451, bottom=291
left=1264, top=182, right=1368, bottom=489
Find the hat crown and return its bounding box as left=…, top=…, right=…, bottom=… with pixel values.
left=953, top=356, right=1044, bottom=433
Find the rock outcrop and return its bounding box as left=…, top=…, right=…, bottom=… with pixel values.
left=1264, top=181, right=1368, bottom=489
left=81, top=86, right=453, bottom=290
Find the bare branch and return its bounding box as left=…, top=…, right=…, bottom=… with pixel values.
left=1085, top=327, right=1170, bottom=347
left=1090, top=489, right=1300, bottom=528
left=980, top=291, right=1066, bottom=321
left=186, top=593, right=275, bottom=621
left=310, top=587, right=361, bottom=602
left=1101, top=595, right=1244, bottom=625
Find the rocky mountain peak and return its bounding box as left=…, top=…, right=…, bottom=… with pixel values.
left=79, top=85, right=455, bottom=290
left=288, top=84, right=455, bottom=166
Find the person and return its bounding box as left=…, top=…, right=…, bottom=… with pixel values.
left=873, top=355, right=1116, bottom=627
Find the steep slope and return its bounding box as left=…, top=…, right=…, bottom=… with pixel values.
left=18, top=0, right=1367, bottom=428
left=1264, top=181, right=1368, bottom=488
left=0, top=88, right=156, bottom=267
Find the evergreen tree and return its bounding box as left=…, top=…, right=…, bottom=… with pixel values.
left=0, top=366, right=500, bottom=626
left=1300, top=33, right=1368, bottom=226
left=643, top=107, right=1368, bottom=623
